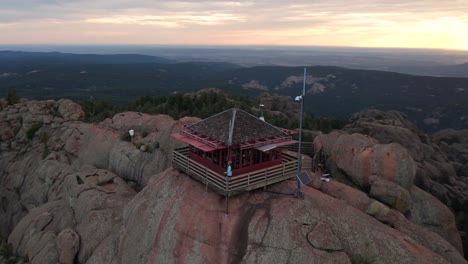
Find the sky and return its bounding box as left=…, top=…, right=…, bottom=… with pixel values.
left=1, top=0, right=467, bottom=50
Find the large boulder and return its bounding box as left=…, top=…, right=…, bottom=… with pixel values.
left=369, top=179, right=411, bottom=213
left=116, top=168, right=464, bottom=264
left=319, top=180, right=464, bottom=262
left=7, top=164, right=136, bottom=264
left=8, top=200, right=74, bottom=263
left=70, top=112, right=194, bottom=186
left=57, top=228, right=80, bottom=264
left=313, top=130, right=465, bottom=258
left=324, top=133, right=416, bottom=189
left=57, top=99, right=85, bottom=121
left=408, top=186, right=463, bottom=253
left=344, top=109, right=431, bottom=161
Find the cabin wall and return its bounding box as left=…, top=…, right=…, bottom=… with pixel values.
left=188, top=146, right=284, bottom=176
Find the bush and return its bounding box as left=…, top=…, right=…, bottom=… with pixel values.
left=142, top=131, right=149, bottom=138
left=6, top=90, right=18, bottom=105
left=0, top=242, right=14, bottom=264
left=355, top=254, right=376, bottom=264
left=39, top=132, right=49, bottom=144
left=26, top=123, right=43, bottom=140
left=40, top=132, right=50, bottom=158
left=135, top=142, right=143, bottom=149
left=121, top=132, right=132, bottom=142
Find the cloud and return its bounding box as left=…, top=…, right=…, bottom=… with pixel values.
left=0, top=0, right=467, bottom=49
left=86, top=12, right=245, bottom=27
left=2, top=0, right=466, bottom=23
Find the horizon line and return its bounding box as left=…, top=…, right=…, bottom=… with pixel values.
left=1, top=43, right=468, bottom=52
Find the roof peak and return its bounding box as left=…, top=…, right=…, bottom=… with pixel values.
left=187, top=108, right=289, bottom=145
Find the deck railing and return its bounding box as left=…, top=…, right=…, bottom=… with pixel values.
left=172, top=147, right=298, bottom=196
left=283, top=141, right=315, bottom=157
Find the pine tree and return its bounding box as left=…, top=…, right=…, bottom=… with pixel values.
left=6, top=90, right=19, bottom=105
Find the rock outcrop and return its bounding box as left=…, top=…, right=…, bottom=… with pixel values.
left=332, top=109, right=468, bottom=257
left=116, top=168, right=464, bottom=264
left=0, top=100, right=466, bottom=263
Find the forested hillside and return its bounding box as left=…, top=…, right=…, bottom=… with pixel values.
left=1, top=51, right=467, bottom=131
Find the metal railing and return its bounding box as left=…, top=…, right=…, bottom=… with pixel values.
left=172, top=147, right=298, bottom=196
left=283, top=141, right=315, bottom=157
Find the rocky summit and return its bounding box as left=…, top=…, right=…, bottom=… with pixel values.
left=0, top=99, right=467, bottom=264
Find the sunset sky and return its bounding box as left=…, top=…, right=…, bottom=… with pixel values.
left=1, top=0, right=467, bottom=50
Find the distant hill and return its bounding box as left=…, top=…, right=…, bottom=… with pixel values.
left=0, top=50, right=175, bottom=66
left=0, top=51, right=467, bottom=131
left=388, top=62, right=468, bottom=78
left=428, top=63, right=468, bottom=77
left=221, top=65, right=468, bottom=131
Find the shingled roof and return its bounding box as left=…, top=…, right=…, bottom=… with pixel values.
left=187, top=108, right=289, bottom=145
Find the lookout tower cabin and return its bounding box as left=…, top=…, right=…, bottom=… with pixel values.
left=171, top=108, right=298, bottom=196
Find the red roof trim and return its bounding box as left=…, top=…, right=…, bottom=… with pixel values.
left=171, top=133, right=219, bottom=152
left=180, top=129, right=221, bottom=149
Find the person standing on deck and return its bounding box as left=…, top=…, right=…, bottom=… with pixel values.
left=225, top=160, right=232, bottom=177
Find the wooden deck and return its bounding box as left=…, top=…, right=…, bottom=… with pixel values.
left=172, top=147, right=298, bottom=196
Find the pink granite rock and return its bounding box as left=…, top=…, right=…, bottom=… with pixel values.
left=57, top=229, right=80, bottom=264
left=369, top=179, right=411, bottom=213
left=57, top=99, right=84, bottom=121
left=1, top=100, right=466, bottom=263
left=117, top=168, right=464, bottom=264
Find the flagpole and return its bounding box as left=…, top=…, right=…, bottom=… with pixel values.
left=294, top=67, right=306, bottom=198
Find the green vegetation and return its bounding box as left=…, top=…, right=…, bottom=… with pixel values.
left=6, top=90, right=19, bottom=105
left=266, top=111, right=348, bottom=133
left=26, top=123, right=43, bottom=140
left=355, top=254, right=376, bottom=264
left=40, top=132, right=50, bottom=158
left=81, top=97, right=122, bottom=123
left=1, top=54, right=468, bottom=132
left=121, top=132, right=132, bottom=142
left=126, top=91, right=251, bottom=119
left=82, top=90, right=347, bottom=133
left=134, top=142, right=153, bottom=153
left=0, top=242, right=14, bottom=264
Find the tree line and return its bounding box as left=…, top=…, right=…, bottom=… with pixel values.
left=77, top=91, right=347, bottom=133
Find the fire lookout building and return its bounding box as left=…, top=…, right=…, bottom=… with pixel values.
left=171, top=108, right=298, bottom=196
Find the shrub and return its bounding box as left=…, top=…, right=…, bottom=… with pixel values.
left=6, top=90, right=18, bottom=105
left=145, top=145, right=153, bottom=153
left=142, top=131, right=149, bottom=138
left=121, top=132, right=132, bottom=142
left=39, top=132, right=49, bottom=144
left=0, top=242, right=14, bottom=263
left=355, top=254, right=376, bottom=264
left=135, top=142, right=143, bottom=149
left=13, top=126, right=21, bottom=136
left=40, top=132, right=50, bottom=158
left=26, top=123, right=43, bottom=140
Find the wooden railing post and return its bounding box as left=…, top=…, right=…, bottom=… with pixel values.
left=205, top=168, right=208, bottom=192
left=225, top=176, right=229, bottom=215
